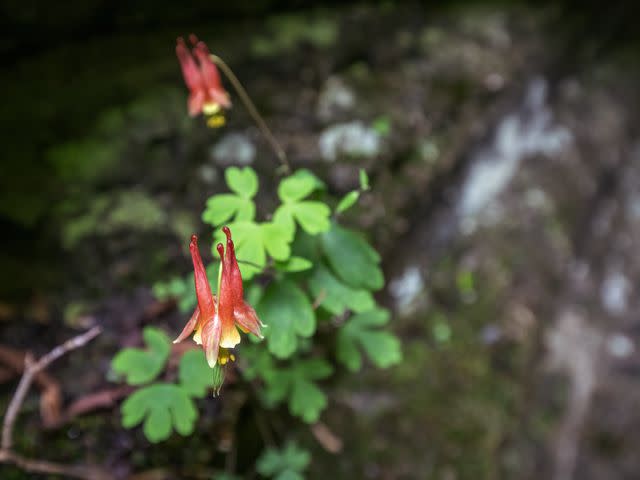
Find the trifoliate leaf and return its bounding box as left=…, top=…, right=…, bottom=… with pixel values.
left=335, top=190, right=360, bottom=214
left=257, top=280, right=315, bottom=358
left=225, top=166, right=258, bottom=198
left=308, top=264, right=375, bottom=315
left=202, top=193, right=255, bottom=226
left=256, top=442, right=311, bottom=479
left=275, top=256, right=313, bottom=272
left=321, top=223, right=383, bottom=290
left=178, top=350, right=214, bottom=397
left=112, top=327, right=171, bottom=385
left=121, top=383, right=197, bottom=443
left=359, top=168, right=370, bottom=190
left=336, top=309, right=402, bottom=372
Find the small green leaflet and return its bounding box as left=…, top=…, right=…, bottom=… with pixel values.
left=336, top=309, right=402, bottom=372
left=257, top=280, right=316, bottom=358
left=226, top=166, right=259, bottom=197
left=240, top=347, right=332, bottom=423
left=321, top=223, right=384, bottom=290
left=308, top=264, right=375, bottom=315
left=111, top=327, right=170, bottom=385
left=256, top=442, right=311, bottom=480
left=335, top=190, right=360, bottom=214
left=275, top=256, right=314, bottom=272
left=274, top=170, right=330, bottom=236
left=178, top=349, right=215, bottom=398
left=202, top=166, right=258, bottom=227
left=121, top=383, right=197, bottom=443
left=359, top=168, right=370, bottom=190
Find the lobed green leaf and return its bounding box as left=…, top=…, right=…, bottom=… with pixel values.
left=308, top=264, right=375, bottom=315
left=178, top=349, right=214, bottom=397
left=321, top=223, right=383, bottom=290
left=111, top=327, right=171, bottom=385
left=336, top=309, right=402, bottom=371
left=225, top=166, right=258, bottom=198
left=257, top=280, right=316, bottom=358
left=121, top=383, right=198, bottom=443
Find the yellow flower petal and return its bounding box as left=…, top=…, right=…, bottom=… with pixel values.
left=202, top=102, right=221, bottom=115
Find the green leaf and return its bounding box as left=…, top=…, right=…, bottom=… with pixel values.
left=241, top=347, right=332, bottom=422
left=321, top=223, right=383, bottom=290
left=289, top=378, right=328, bottom=423
left=178, top=350, right=214, bottom=397
left=202, top=193, right=255, bottom=226
left=335, top=191, right=360, bottom=214
left=121, top=383, right=198, bottom=443
left=275, top=202, right=331, bottom=236
left=337, top=309, right=402, bottom=372
left=257, top=442, right=311, bottom=479
left=277, top=170, right=325, bottom=204
left=278, top=174, right=317, bottom=203
left=273, top=169, right=330, bottom=236
left=261, top=222, right=293, bottom=261
left=359, top=169, right=370, bottom=190
left=112, top=327, right=171, bottom=385
left=308, top=264, right=375, bottom=315
left=257, top=280, right=316, bottom=358
left=275, top=256, right=313, bottom=272
left=225, top=166, right=258, bottom=198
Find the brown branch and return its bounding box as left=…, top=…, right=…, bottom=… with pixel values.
left=0, top=345, right=63, bottom=427
left=210, top=54, right=291, bottom=174
left=0, top=326, right=108, bottom=479
left=0, top=450, right=109, bottom=479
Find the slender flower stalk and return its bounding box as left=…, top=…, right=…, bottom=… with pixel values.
left=209, top=54, right=290, bottom=173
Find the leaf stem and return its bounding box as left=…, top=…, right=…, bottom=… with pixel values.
left=211, top=54, right=290, bottom=174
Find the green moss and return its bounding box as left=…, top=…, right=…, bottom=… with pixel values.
left=251, top=13, right=338, bottom=57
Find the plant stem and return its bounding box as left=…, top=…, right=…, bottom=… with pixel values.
left=210, top=54, right=290, bottom=174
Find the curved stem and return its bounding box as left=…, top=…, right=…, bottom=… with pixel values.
left=211, top=54, right=290, bottom=174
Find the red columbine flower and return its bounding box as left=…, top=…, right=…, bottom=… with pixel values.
left=173, top=228, right=263, bottom=368
left=176, top=34, right=231, bottom=125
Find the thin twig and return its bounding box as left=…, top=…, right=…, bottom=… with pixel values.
left=312, top=289, right=327, bottom=310
left=211, top=54, right=290, bottom=174
left=0, top=450, right=107, bottom=479
left=0, top=326, right=105, bottom=479
left=1, top=326, right=102, bottom=450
